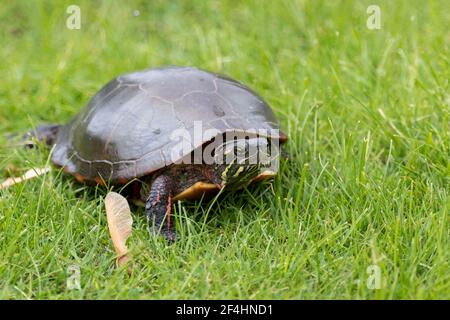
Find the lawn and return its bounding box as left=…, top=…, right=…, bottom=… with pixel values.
left=0, top=0, right=448, bottom=299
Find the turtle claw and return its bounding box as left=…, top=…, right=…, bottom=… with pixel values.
left=149, top=227, right=176, bottom=243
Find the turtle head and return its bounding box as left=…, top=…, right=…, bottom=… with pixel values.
left=213, top=137, right=272, bottom=188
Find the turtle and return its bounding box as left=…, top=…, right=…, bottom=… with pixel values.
left=26, top=66, right=288, bottom=242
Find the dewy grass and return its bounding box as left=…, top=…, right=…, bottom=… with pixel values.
left=0, top=0, right=448, bottom=299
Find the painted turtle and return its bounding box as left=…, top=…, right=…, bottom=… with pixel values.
left=29, top=66, right=288, bottom=241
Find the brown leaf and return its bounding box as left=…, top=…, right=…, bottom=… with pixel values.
left=0, top=167, right=51, bottom=189
left=105, top=192, right=133, bottom=268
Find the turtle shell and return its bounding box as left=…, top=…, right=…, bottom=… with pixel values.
left=52, top=66, right=287, bottom=184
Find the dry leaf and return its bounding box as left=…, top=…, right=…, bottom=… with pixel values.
left=0, top=167, right=51, bottom=189
left=105, top=192, right=133, bottom=268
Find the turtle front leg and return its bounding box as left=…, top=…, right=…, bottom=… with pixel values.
left=145, top=173, right=177, bottom=242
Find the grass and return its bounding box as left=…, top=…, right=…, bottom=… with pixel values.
left=0, top=0, right=448, bottom=299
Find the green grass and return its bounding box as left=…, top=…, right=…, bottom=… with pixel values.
left=0, top=0, right=448, bottom=299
